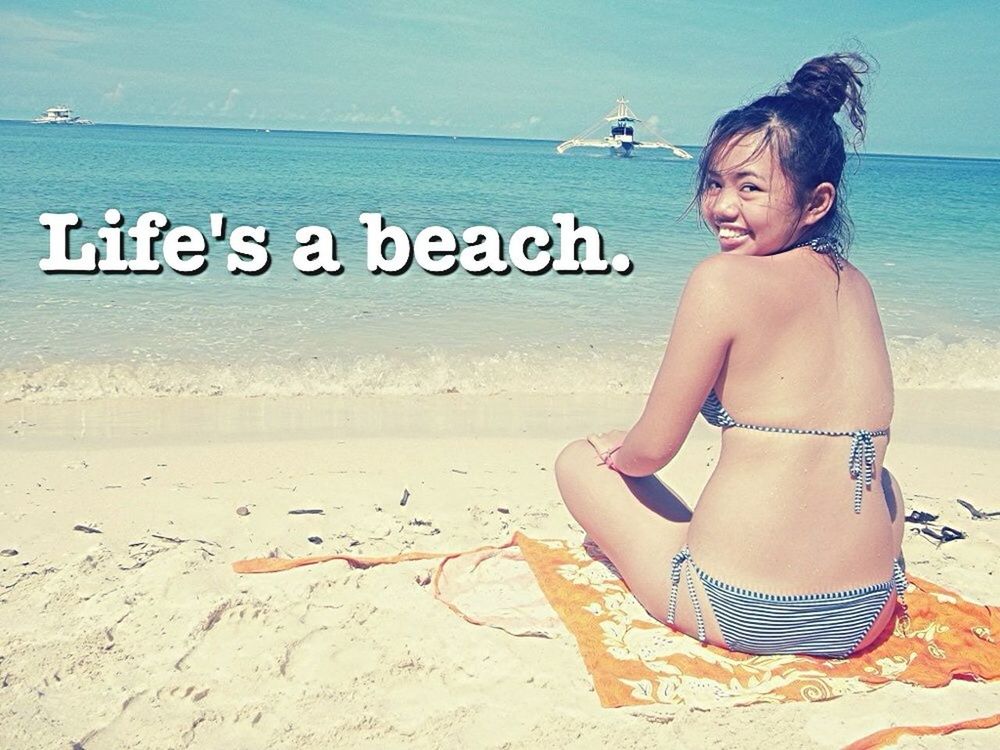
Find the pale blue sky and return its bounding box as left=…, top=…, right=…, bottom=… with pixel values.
left=1, top=1, right=996, bottom=157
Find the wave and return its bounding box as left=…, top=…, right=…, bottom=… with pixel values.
left=888, top=336, right=1000, bottom=389
left=2, top=336, right=998, bottom=404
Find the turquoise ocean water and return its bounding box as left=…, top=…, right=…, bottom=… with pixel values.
left=1, top=121, right=998, bottom=402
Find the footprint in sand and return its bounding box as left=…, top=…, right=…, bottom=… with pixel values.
left=159, top=685, right=210, bottom=702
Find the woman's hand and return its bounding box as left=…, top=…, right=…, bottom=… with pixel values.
left=587, top=429, right=628, bottom=470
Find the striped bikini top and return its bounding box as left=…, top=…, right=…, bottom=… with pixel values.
left=700, top=389, right=889, bottom=514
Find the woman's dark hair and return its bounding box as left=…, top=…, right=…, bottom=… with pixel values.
left=695, top=52, right=873, bottom=257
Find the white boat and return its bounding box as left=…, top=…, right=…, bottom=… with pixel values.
left=31, top=106, right=94, bottom=125
left=557, top=98, right=690, bottom=159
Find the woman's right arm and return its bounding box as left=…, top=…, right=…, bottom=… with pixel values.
left=610, top=255, right=738, bottom=476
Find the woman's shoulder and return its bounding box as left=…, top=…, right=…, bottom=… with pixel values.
left=686, top=251, right=878, bottom=297
left=686, top=253, right=753, bottom=290
left=841, top=261, right=877, bottom=296
left=689, top=251, right=791, bottom=278
left=686, top=253, right=880, bottom=325
left=684, top=253, right=770, bottom=305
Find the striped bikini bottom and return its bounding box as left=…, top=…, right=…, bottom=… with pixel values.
left=668, top=547, right=908, bottom=659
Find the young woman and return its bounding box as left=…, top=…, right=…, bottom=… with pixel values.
left=555, top=53, right=906, bottom=658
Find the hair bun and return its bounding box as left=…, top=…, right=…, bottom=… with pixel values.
left=785, top=52, right=870, bottom=137
left=788, top=65, right=847, bottom=113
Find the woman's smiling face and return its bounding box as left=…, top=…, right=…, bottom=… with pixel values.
left=700, top=131, right=809, bottom=256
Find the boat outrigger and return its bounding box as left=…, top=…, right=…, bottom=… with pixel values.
left=557, top=98, right=691, bottom=159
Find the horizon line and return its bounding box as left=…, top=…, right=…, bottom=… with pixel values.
left=2, top=118, right=998, bottom=163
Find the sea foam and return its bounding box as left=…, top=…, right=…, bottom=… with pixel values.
left=3, top=336, right=997, bottom=404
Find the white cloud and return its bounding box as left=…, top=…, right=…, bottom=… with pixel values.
left=387, top=105, right=408, bottom=124
left=103, top=83, right=125, bottom=104
left=0, top=12, right=91, bottom=44
left=222, top=88, right=241, bottom=113
left=506, top=115, right=542, bottom=131
left=334, top=104, right=411, bottom=126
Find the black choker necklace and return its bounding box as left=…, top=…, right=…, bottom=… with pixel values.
left=775, top=236, right=845, bottom=270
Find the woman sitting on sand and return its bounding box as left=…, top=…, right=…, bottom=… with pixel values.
left=555, top=52, right=907, bottom=658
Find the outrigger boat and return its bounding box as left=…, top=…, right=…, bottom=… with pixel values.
left=557, top=98, right=691, bottom=159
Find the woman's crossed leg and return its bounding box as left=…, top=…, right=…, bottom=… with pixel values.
left=554, top=438, right=727, bottom=648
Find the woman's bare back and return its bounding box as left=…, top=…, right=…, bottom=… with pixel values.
left=686, top=246, right=897, bottom=593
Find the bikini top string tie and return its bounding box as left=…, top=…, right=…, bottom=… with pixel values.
left=700, top=389, right=889, bottom=514
left=848, top=430, right=877, bottom=514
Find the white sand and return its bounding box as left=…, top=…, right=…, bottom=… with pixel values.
left=1, top=390, right=998, bottom=748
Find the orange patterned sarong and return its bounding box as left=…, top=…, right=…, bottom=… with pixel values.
left=509, top=534, right=998, bottom=708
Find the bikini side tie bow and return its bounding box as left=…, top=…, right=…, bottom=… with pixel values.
left=849, top=430, right=877, bottom=513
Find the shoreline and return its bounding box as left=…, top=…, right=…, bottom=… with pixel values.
left=4, top=334, right=1000, bottom=405
left=4, top=388, right=998, bottom=449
